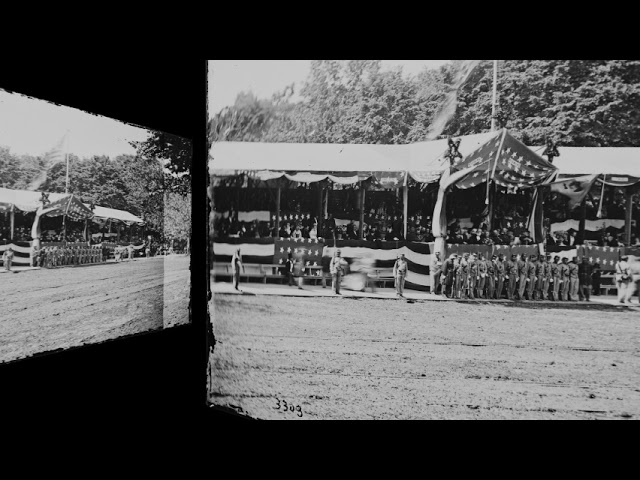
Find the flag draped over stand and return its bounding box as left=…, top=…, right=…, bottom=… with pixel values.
left=548, top=174, right=599, bottom=209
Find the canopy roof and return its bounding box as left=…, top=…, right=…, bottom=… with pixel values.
left=209, top=132, right=499, bottom=185
left=0, top=187, right=144, bottom=225
left=210, top=134, right=640, bottom=188
left=534, top=146, right=640, bottom=186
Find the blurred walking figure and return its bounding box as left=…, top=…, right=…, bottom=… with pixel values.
left=615, top=255, right=631, bottom=304
left=2, top=247, right=14, bottom=271
left=393, top=253, right=408, bottom=297
left=231, top=247, right=242, bottom=291
left=293, top=252, right=305, bottom=290
left=330, top=249, right=347, bottom=295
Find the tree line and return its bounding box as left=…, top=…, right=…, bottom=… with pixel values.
left=0, top=132, right=191, bottom=245
left=208, top=60, right=640, bottom=148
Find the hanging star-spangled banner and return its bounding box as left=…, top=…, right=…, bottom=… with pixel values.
left=43, top=194, right=95, bottom=221
left=273, top=237, right=324, bottom=269
left=453, top=130, right=558, bottom=190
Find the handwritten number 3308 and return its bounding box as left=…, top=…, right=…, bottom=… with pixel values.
left=274, top=398, right=303, bottom=417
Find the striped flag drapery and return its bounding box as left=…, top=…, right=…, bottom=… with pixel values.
left=213, top=238, right=434, bottom=291
left=453, top=130, right=557, bottom=191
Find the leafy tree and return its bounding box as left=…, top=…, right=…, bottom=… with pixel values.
left=164, top=191, right=191, bottom=253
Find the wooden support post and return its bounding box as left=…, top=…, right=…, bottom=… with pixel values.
left=10, top=208, right=14, bottom=240
left=403, top=184, right=408, bottom=239
left=275, top=186, right=281, bottom=237
left=625, top=186, right=633, bottom=246
left=359, top=181, right=365, bottom=240
left=577, top=197, right=587, bottom=245
left=318, top=185, right=323, bottom=235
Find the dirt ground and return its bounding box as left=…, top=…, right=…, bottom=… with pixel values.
left=209, top=294, right=640, bottom=420
left=0, top=255, right=190, bottom=364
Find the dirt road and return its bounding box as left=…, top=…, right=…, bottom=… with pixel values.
left=0, top=255, right=190, bottom=364
left=209, top=294, right=640, bottom=419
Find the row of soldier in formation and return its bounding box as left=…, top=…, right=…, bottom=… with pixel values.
left=436, top=252, right=593, bottom=301
left=32, top=245, right=106, bottom=268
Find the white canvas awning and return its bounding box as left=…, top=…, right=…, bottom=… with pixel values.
left=0, top=187, right=144, bottom=225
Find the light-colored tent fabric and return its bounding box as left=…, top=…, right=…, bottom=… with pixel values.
left=533, top=146, right=640, bottom=177
left=0, top=187, right=143, bottom=225
left=0, top=187, right=69, bottom=212
left=85, top=204, right=144, bottom=225
left=208, top=132, right=499, bottom=184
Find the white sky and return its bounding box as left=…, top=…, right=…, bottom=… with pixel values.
left=208, top=60, right=451, bottom=116
left=0, top=88, right=151, bottom=158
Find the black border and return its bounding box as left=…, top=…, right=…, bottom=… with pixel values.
left=0, top=59, right=207, bottom=427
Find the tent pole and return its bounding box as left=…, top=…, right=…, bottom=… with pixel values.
left=359, top=181, right=365, bottom=240
left=275, top=185, right=281, bottom=237
left=10, top=207, right=14, bottom=241
left=317, top=185, right=323, bottom=236
left=403, top=183, right=408, bottom=239
left=577, top=197, right=587, bottom=245
left=491, top=60, right=498, bottom=132
left=625, top=186, right=633, bottom=246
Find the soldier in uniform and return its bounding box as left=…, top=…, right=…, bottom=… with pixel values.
left=517, top=254, right=528, bottom=300
left=330, top=249, right=347, bottom=295
left=393, top=253, right=409, bottom=297
left=468, top=253, right=478, bottom=299
left=454, top=253, right=465, bottom=299
left=506, top=254, right=518, bottom=300
left=526, top=254, right=538, bottom=300
left=549, top=256, right=561, bottom=301
left=431, top=251, right=442, bottom=295
left=540, top=254, right=552, bottom=300
left=476, top=253, right=488, bottom=299
left=495, top=253, right=506, bottom=299
left=568, top=256, right=579, bottom=301
left=560, top=257, right=571, bottom=301
left=578, top=257, right=594, bottom=301
left=441, top=253, right=457, bottom=298
left=486, top=254, right=496, bottom=300
left=460, top=253, right=471, bottom=299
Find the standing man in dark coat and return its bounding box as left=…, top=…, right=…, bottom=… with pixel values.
left=526, top=254, right=538, bottom=300
left=495, top=253, right=506, bottom=299
left=506, top=254, right=518, bottom=300
left=442, top=253, right=457, bottom=298
left=578, top=257, right=594, bottom=301
left=550, top=256, right=561, bottom=301
left=431, top=251, right=442, bottom=295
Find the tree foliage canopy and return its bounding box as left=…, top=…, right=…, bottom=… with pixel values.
left=2, top=130, right=192, bottom=242
left=208, top=60, right=640, bottom=148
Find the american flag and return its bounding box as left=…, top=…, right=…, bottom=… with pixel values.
left=274, top=237, right=324, bottom=272
left=578, top=245, right=622, bottom=269
left=44, top=195, right=94, bottom=221
left=454, top=131, right=557, bottom=190
left=549, top=174, right=599, bottom=209
left=43, top=133, right=68, bottom=167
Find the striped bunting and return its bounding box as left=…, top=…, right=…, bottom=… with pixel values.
left=0, top=241, right=34, bottom=265
left=212, top=239, right=433, bottom=289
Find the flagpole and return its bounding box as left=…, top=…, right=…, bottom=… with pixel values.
left=64, top=131, right=70, bottom=242
left=491, top=60, right=498, bottom=132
